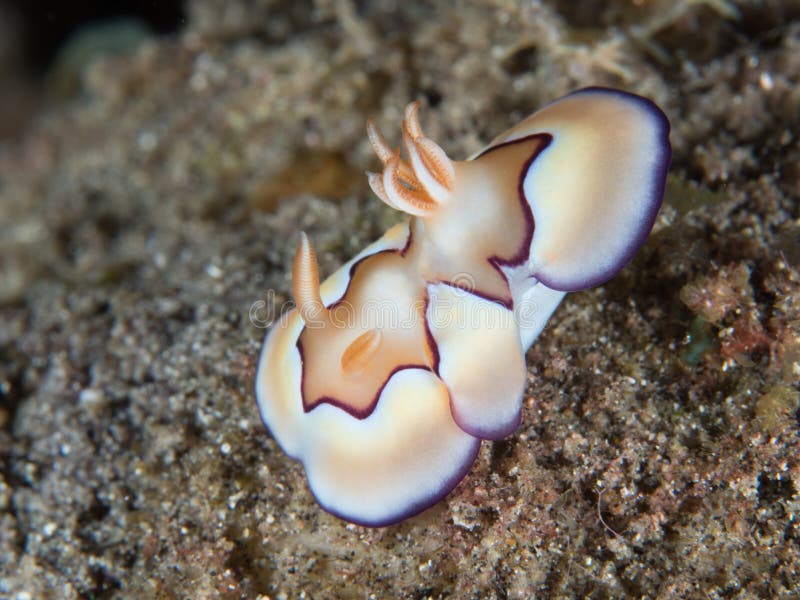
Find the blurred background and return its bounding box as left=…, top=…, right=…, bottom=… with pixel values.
left=0, top=0, right=184, bottom=139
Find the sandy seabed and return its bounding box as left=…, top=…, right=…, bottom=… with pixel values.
left=1, top=1, right=799, bottom=598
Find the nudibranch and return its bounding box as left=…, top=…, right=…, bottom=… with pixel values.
left=256, top=87, right=670, bottom=526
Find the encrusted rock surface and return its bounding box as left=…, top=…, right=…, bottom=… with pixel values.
left=1, top=1, right=798, bottom=597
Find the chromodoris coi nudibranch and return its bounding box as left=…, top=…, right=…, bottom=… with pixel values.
left=255, top=87, right=671, bottom=526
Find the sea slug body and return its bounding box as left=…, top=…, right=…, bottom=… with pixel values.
left=255, top=87, right=671, bottom=526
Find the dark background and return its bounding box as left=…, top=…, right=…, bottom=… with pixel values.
left=0, top=0, right=185, bottom=138
left=3, top=0, right=184, bottom=73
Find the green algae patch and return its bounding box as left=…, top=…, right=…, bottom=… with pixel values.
left=755, top=385, right=800, bottom=434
